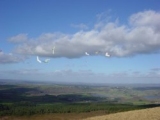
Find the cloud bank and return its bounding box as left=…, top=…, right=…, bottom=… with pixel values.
left=0, top=68, right=159, bottom=83
left=9, top=10, right=160, bottom=58
left=0, top=52, right=26, bottom=64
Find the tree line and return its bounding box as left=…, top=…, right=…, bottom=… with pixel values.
left=1, top=101, right=157, bottom=116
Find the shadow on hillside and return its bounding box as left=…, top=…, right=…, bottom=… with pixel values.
left=0, top=85, right=103, bottom=103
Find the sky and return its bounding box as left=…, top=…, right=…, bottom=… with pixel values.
left=0, top=0, right=160, bottom=84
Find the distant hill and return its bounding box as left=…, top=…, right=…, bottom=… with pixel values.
left=82, top=107, right=160, bottom=120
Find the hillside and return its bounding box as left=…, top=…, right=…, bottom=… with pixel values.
left=82, top=107, right=160, bottom=120
left=0, top=84, right=160, bottom=120
left=0, top=107, right=159, bottom=120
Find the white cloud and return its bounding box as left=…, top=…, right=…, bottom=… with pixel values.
left=96, top=10, right=112, bottom=22
left=147, top=68, right=160, bottom=78
left=0, top=52, right=26, bottom=64
left=151, top=68, right=160, bottom=71
left=0, top=69, right=159, bottom=83
left=8, top=34, right=28, bottom=43
left=129, top=10, right=160, bottom=31
left=0, top=69, right=40, bottom=75
left=13, top=10, right=160, bottom=58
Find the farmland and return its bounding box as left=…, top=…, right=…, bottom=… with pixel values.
left=0, top=80, right=160, bottom=119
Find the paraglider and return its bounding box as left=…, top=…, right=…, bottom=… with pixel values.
left=43, top=59, right=50, bottom=63
left=52, top=46, right=55, bottom=55
left=36, top=56, right=50, bottom=63
left=85, top=52, right=90, bottom=56
left=37, top=56, right=42, bottom=63
left=95, top=51, right=99, bottom=54
left=105, top=52, right=110, bottom=57
left=95, top=51, right=102, bottom=54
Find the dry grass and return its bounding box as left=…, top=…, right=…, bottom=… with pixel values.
left=1, top=107, right=160, bottom=120
left=0, top=111, right=106, bottom=120
left=82, top=107, right=160, bottom=120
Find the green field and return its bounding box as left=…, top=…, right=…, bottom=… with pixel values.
left=0, top=83, right=160, bottom=117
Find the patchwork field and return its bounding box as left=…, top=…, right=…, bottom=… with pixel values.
left=0, top=81, right=160, bottom=119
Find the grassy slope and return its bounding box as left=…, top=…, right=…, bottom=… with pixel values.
left=1, top=107, right=160, bottom=120
left=0, top=111, right=106, bottom=120
left=82, top=107, right=160, bottom=120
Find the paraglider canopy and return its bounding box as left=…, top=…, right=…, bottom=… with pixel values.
left=52, top=46, right=55, bottom=54
left=105, top=52, right=110, bottom=57
left=85, top=52, right=89, bottom=56
left=36, top=56, right=50, bottom=63
left=43, top=59, right=50, bottom=63
left=37, top=56, right=42, bottom=63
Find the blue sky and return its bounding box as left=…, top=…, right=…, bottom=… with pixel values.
left=0, top=0, right=160, bottom=84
